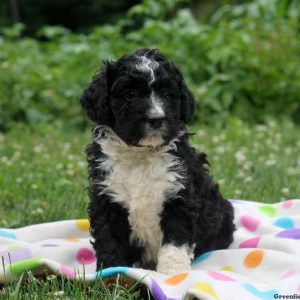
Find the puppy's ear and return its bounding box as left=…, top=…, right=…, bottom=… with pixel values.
left=80, top=61, right=113, bottom=125
left=171, top=62, right=195, bottom=123
left=180, top=81, right=195, bottom=123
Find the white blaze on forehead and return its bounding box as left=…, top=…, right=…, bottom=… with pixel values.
left=148, top=93, right=165, bottom=118
left=135, top=56, right=159, bottom=84
left=135, top=56, right=165, bottom=119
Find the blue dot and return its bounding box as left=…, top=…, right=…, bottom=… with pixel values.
left=96, top=266, right=130, bottom=279
left=273, top=217, right=294, bottom=229
left=243, top=284, right=277, bottom=300
left=191, top=251, right=212, bottom=265
left=0, top=230, right=17, bottom=239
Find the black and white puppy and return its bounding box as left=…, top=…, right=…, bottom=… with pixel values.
left=80, top=48, right=235, bottom=275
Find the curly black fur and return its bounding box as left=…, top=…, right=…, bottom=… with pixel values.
left=80, top=48, right=235, bottom=273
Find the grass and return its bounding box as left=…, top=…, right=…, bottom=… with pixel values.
left=0, top=118, right=299, bottom=298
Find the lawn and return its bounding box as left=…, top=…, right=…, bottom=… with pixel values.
left=0, top=119, right=299, bottom=298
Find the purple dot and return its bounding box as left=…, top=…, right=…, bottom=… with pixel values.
left=229, top=200, right=241, bottom=204
left=151, top=279, right=178, bottom=300
left=276, top=229, right=300, bottom=240
left=0, top=248, right=33, bottom=263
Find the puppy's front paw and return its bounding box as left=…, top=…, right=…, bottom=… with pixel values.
left=156, top=243, right=193, bottom=275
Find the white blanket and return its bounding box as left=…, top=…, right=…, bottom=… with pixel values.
left=1, top=199, right=300, bottom=300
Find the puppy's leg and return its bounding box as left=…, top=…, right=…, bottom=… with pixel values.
left=158, top=198, right=195, bottom=275
left=89, top=195, right=131, bottom=270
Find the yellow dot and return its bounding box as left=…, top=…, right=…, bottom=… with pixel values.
left=193, top=282, right=220, bottom=300
left=221, top=265, right=233, bottom=271
left=76, top=219, right=90, bottom=231
left=244, top=250, right=264, bottom=268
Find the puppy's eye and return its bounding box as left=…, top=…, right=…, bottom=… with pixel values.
left=124, top=90, right=136, bottom=100
left=162, top=91, right=171, bottom=100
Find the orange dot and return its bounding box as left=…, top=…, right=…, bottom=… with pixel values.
left=64, top=238, right=80, bottom=242
left=165, top=273, right=188, bottom=285
left=76, top=219, right=90, bottom=231
left=244, top=250, right=264, bottom=268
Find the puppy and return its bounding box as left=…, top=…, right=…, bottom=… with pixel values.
left=80, top=48, right=235, bottom=275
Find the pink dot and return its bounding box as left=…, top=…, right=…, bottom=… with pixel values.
left=281, top=270, right=295, bottom=279
left=240, top=215, right=261, bottom=232
left=207, top=271, right=235, bottom=282
left=60, top=265, right=76, bottom=278
left=282, top=200, right=293, bottom=209
left=239, top=237, right=260, bottom=248
left=76, top=248, right=96, bottom=265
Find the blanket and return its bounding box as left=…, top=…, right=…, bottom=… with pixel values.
left=1, top=199, right=300, bottom=299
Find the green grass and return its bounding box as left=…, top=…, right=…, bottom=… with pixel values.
left=0, top=119, right=299, bottom=298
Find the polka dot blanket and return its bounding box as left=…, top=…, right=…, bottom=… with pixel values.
left=1, top=199, right=300, bottom=299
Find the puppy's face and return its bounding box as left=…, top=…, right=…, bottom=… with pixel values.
left=81, top=49, right=195, bottom=147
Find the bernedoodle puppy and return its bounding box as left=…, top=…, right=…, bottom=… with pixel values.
left=80, top=48, right=235, bottom=275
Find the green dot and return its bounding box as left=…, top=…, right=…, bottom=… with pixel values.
left=8, top=245, right=23, bottom=250
left=259, top=205, right=276, bottom=217
left=10, top=259, right=42, bottom=275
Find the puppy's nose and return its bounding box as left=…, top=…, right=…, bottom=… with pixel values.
left=146, top=116, right=166, bottom=129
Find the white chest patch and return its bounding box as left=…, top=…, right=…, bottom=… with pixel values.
left=94, top=127, right=185, bottom=263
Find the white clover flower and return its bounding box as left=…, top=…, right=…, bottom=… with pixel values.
left=284, top=147, right=292, bottom=155
left=212, top=136, right=220, bottom=143
left=197, top=129, right=206, bottom=137
left=287, top=167, right=298, bottom=175
left=63, top=143, right=71, bottom=150
left=268, top=153, right=275, bottom=159
left=265, top=159, right=276, bottom=166
left=31, top=208, right=44, bottom=215
left=234, top=189, right=242, bottom=197
left=243, top=162, right=252, bottom=170
left=281, top=188, right=290, bottom=195
left=235, top=150, right=246, bottom=163
left=244, top=176, right=253, bottom=183
left=5, top=160, right=12, bottom=166
left=47, top=274, right=57, bottom=281
left=256, top=125, right=268, bottom=132
left=66, top=169, right=75, bottom=176
left=237, top=170, right=245, bottom=178
left=216, top=146, right=226, bottom=154
left=77, top=161, right=85, bottom=167
left=13, top=151, right=21, bottom=158
left=53, top=291, right=64, bottom=296
left=218, top=179, right=225, bottom=185
left=33, top=145, right=44, bottom=153
left=268, top=120, right=276, bottom=128
left=56, top=163, right=63, bottom=170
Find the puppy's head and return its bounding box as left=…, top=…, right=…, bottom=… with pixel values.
left=81, top=48, right=195, bottom=147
